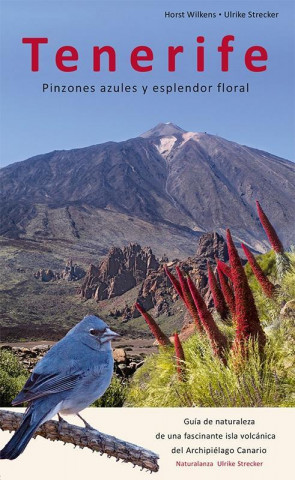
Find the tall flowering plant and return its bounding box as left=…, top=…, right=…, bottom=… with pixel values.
left=216, top=259, right=232, bottom=281
left=187, top=275, right=229, bottom=363
left=241, top=243, right=276, bottom=298
left=226, top=229, right=266, bottom=356
left=207, top=261, right=229, bottom=321
left=164, top=265, right=203, bottom=332
left=256, top=200, right=284, bottom=253
left=217, top=264, right=236, bottom=318
left=135, top=303, right=171, bottom=346
left=173, top=333, right=186, bottom=381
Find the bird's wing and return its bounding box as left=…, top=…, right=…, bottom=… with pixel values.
left=12, top=370, right=83, bottom=405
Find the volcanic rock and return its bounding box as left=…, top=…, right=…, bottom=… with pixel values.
left=134, top=232, right=229, bottom=324
left=34, top=259, right=85, bottom=282
left=0, top=344, right=144, bottom=378
left=196, top=232, right=229, bottom=262
left=113, top=348, right=127, bottom=363
left=133, top=266, right=172, bottom=318
left=80, top=243, right=159, bottom=301
left=60, top=259, right=86, bottom=281
left=280, top=299, right=295, bottom=320
left=34, top=269, right=56, bottom=282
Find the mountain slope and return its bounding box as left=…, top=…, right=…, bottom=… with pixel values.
left=1, top=123, right=294, bottom=257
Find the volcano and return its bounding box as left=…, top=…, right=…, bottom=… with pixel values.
left=1, top=123, right=294, bottom=258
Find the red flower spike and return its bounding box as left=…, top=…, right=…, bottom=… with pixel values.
left=187, top=275, right=228, bottom=363
left=165, top=265, right=202, bottom=331
left=226, top=229, right=266, bottom=356
left=135, top=303, right=171, bottom=346
left=256, top=200, right=284, bottom=253
left=174, top=333, right=186, bottom=381
left=216, top=259, right=232, bottom=281
left=241, top=243, right=276, bottom=299
left=207, top=261, right=229, bottom=321
left=164, top=265, right=184, bottom=300
left=175, top=267, right=203, bottom=333
left=217, top=265, right=236, bottom=318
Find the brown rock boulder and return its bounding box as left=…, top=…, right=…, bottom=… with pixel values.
left=60, top=259, right=85, bottom=281
left=133, top=266, right=172, bottom=318
left=34, top=268, right=55, bottom=282
left=34, top=259, right=85, bottom=283
left=196, top=232, right=229, bottom=262
left=113, top=348, right=127, bottom=363
left=280, top=299, right=295, bottom=320
left=80, top=243, right=159, bottom=301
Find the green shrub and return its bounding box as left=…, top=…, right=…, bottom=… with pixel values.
left=125, top=332, right=293, bottom=407
left=126, top=252, right=295, bottom=408
left=0, top=350, right=27, bottom=406
left=245, top=252, right=295, bottom=326
left=280, top=256, right=295, bottom=299
left=0, top=348, right=128, bottom=408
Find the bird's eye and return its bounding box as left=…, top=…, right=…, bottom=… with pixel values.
left=89, top=329, right=95, bottom=335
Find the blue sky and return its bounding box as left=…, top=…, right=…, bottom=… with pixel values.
left=0, top=0, right=294, bottom=167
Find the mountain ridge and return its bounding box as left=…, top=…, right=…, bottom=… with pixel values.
left=3, top=123, right=293, bottom=170
left=1, top=124, right=294, bottom=258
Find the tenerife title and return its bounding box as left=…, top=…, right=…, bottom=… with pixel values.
left=22, top=36, right=268, bottom=72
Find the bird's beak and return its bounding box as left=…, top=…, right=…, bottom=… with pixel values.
left=101, top=327, right=120, bottom=343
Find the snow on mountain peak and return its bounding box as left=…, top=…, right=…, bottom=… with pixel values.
left=154, top=131, right=203, bottom=159
left=155, top=136, right=177, bottom=158
left=139, top=122, right=187, bottom=138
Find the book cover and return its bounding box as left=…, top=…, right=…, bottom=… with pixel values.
left=0, top=0, right=294, bottom=479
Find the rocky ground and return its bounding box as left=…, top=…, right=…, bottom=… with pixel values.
left=81, top=232, right=229, bottom=330
left=0, top=337, right=158, bottom=379
left=0, top=231, right=228, bottom=344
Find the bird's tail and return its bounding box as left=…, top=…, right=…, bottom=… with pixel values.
left=0, top=409, right=47, bottom=460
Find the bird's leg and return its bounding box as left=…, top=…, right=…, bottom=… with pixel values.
left=57, top=413, right=70, bottom=434
left=76, top=413, right=95, bottom=430
left=58, top=413, right=68, bottom=423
